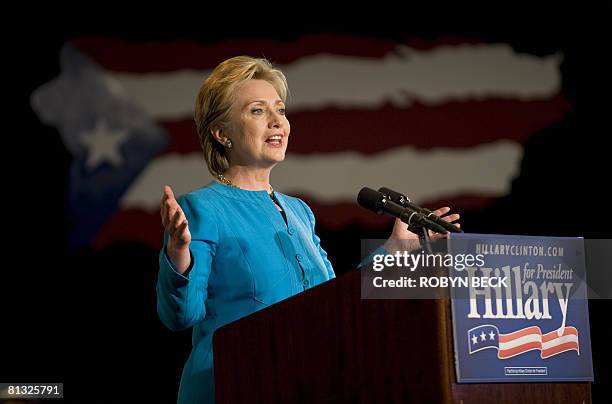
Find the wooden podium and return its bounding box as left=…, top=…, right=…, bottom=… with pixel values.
left=213, top=268, right=591, bottom=403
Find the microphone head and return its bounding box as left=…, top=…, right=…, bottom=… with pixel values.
left=378, top=187, right=408, bottom=205
left=357, top=187, right=385, bottom=215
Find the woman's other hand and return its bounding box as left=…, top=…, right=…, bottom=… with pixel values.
left=383, top=207, right=460, bottom=254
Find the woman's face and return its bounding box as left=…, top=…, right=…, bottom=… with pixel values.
left=226, top=79, right=290, bottom=169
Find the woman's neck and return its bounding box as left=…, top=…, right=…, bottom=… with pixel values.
left=222, top=165, right=272, bottom=191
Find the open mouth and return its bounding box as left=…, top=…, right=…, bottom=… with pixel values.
left=265, top=134, right=284, bottom=147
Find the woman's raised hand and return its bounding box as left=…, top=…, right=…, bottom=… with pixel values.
left=161, top=185, right=192, bottom=273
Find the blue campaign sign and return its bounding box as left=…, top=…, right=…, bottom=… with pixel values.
left=448, top=233, right=593, bottom=382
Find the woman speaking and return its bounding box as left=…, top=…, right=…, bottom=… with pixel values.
left=156, top=56, right=459, bottom=403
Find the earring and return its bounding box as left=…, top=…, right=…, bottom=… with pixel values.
left=225, top=139, right=232, bottom=149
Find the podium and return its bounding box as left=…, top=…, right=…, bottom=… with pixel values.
left=213, top=267, right=591, bottom=403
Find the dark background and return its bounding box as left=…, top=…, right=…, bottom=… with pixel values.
left=7, top=12, right=611, bottom=403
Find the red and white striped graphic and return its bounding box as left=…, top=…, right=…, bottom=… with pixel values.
left=64, top=34, right=570, bottom=247
left=498, top=326, right=579, bottom=359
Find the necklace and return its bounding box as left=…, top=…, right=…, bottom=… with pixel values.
left=216, top=174, right=285, bottom=219
left=217, top=174, right=274, bottom=196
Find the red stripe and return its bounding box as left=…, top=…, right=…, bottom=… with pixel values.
left=93, top=194, right=495, bottom=248
left=498, top=342, right=541, bottom=359
left=70, top=34, right=479, bottom=73
left=93, top=209, right=165, bottom=250
left=160, top=97, right=570, bottom=155
left=422, top=194, right=497, bottom=214
left=158, top=120, right=199, bottom=154
left=542, top=342, right=579, bottom=358
left=403, top=37, right=483, bottom=50
left=299, top=194, right=494, bottom=229
left=499, top=326, right=542, bottom=343
left=542, top=327, right=578, bottom=343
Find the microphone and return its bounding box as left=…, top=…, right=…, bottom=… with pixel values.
left=357, top=187, right=448, bottom=234
left=378, top=187, right=463, bottom=233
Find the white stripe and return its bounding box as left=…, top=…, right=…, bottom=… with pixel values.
left=499, top=334, right=542, bottom=351
left=119, top=140, right=522, bottom=211
left=542, top=334, right=578, bottom=350
left=104, top=44, right=562, bottom=120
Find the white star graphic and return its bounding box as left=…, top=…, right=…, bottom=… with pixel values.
left=471, top=334, right=478, bottom=345
left=489, top=331, right=496, bottom=340
left=480, top=331, right=486, bottom=342
left=80, top=120, right=128, bottom=170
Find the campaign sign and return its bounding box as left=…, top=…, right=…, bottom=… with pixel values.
left=448, top=233, right=593, bottom=382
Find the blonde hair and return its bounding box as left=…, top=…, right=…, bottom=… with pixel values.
left=194, top=56, right=289, bottom=176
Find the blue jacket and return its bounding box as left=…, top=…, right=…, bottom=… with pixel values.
left=156, top=181, right=336, bottom=403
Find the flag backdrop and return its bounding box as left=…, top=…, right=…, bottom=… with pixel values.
left=30, top=34, right=570, bottom=248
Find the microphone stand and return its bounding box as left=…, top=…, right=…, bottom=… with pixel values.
left=420, top=226, right=433, bottom=255
left=409, top=223, right=433, bottom=254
